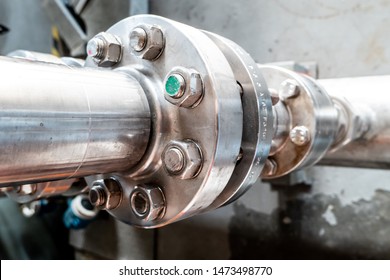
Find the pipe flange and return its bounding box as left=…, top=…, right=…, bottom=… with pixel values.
left=203, top=32, right=273, bottom=207
left=85, top=15, right=243, bottom=228
left=259, top=65, right=338, bottom=178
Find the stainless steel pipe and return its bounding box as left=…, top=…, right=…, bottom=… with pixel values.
left=0, top=57, right=150, bottom=185
left=319, top=75, right=390, bottom=169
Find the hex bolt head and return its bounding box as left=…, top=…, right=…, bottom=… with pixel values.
left=165, top=74, right=186, bottom=99
left=130, top=24, right=164, bottom=61
left=89, top=185, right=107, bottom=207
left=88, top=178, right=122, bottom=210
left=162, top=139, right=203, bottom=179
left=164, top=67, right=204, bottom=108
left=163, top=147, right=185, bottom=173
left=130, top=185, right=166, bottom=221
left=279, top=79, right=300, bottom=99
left=130, top=27, right=148, bottom=52
left=290, top=125, right=310, bottom=146
left=86, top=32, right=123, bottom=67
left=86, top=37, right=105, bottom=59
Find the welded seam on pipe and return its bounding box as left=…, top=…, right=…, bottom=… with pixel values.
left=66, top=85, right=92, bottom=179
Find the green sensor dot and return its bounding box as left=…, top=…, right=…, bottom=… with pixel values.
left=165, top=75, right=183, bottom=97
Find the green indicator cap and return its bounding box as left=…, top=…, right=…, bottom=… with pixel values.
left=165, top=74, right=184, bottom=98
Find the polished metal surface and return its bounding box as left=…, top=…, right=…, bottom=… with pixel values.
left=320, top=75, right=390, bottom=168
left=204, top=32, right=273, bottom=207
left=4, top=12, right=390, bottom=231
left=269, top=101, right=290, bottom=156
left=0, top=56, right=150, bottom=185
left=61, top=1, right=390, bottom=259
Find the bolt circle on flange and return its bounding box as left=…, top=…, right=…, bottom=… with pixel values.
left=130, top=185, right=166, bottom=221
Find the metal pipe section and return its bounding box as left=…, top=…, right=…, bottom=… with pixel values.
left=319, top=75, right=390, bottom=168
left=0, top=56, right=150, bottom=185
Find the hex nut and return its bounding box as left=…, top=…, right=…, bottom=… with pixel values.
left=87, top=32, right=123, bottom=67
left=131, top=24, right=164, bottom=61
left=130, top=185, right=166, bottom=221
left=89, top=178, right=122, bottom=210
left=290, top=125, right=311, bottom=146
left=164, top=67, right=204, bottom=108
left=162, top=139, right=203, bottom=179
left=279, top=79, right=300, bottom=99
left=261, top=158, right=277, bottom=177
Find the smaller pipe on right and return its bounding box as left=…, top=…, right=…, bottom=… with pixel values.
left=319, top=75, right=390, bottom=169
